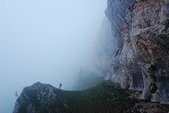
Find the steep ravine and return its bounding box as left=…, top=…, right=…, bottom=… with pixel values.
left=105, top=0, right=169, bottom=103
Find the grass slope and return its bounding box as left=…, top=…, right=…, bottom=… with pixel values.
left=59, top=81, right=133, bottom=113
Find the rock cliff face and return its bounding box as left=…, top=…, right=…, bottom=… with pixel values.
left=106, top=0, right=169, bottom=103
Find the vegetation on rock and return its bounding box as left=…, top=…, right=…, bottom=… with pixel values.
left=13, top=81, right=169, bottom=113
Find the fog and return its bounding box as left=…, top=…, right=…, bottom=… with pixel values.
left=0, top=0, right=106, bottom=113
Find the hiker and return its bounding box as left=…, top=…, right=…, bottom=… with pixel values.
left=59, top=83, right=62, bottom=89
left=14, top=91, right=18, bottom=98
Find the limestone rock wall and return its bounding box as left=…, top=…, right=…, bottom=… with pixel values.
left=106, top=0, right=169, bottom=103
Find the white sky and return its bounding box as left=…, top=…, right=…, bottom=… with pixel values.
left=0, top=0, right=106, bottom=113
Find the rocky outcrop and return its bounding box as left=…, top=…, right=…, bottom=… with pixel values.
left=13, top=82, right=64, bottom=113
left=106, top=0, right=169, bottom=103
left=13, top=81, right=169, bottom=113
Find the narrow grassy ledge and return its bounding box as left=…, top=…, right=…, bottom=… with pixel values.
left=14, top=81, right=169, bottom=113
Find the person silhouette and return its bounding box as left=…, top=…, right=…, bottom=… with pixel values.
left=14, top=91, right=18, bottom=98
left=59, top=83, right=62, bottom=89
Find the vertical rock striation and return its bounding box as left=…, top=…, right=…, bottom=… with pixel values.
left=106, top=0, right=169, bottom=103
